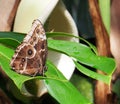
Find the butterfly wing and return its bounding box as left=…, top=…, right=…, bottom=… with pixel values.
left=10, top=20, right=47, bottom=76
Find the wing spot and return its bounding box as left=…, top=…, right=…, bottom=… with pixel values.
left=33, top=37, right=37, bottom=41
left=27, top=49, right=33, bottom=56
left=30, top=41, right=33, bottom=45
left=21, top=58, right=26, bottom=62
left=19, top=63, right=23, bottom=67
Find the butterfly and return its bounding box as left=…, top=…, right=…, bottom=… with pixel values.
left=10, top=19, right=47, bottom=76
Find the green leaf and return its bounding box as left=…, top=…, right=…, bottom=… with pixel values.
left=47, top=32, right=97, bottom=54
left=0, top=38, right=20, bottom=48
left=0, top=32, right=116, bottom=84
left=45, top=61, right=90, bottom=104
left=45, top=79, right=90, bottom=104
left=0, top=32, right=24, bottom=41
left=70, top=74, right=94, bottom=103
left=74, top=61, right=111, bottom=84
left=48, top=39, right=115, bottom=76
left=0, top=44, right=90, bottom=104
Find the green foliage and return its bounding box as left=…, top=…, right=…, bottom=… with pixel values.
left=0, top=44, right=90, bottom=104
left=70, top=74, right=94, bottom=103
left=0, top=32, right=116, bottom=104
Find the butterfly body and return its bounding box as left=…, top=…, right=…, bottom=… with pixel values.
left=10, top=19, right=47, bottom=76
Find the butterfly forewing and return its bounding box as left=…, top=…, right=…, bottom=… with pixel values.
left=10, top=19, right=47, bottom=76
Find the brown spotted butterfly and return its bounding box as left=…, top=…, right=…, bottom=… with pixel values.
left=10, top=19, right=47, bottom=76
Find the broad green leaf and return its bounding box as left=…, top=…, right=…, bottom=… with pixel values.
left=0, top=44, right=90, bottom=104
left=0, top=32, right=116, bottom=84
left=45, top=61, right=90, bottom=104
left=70, top=74, right=94, bottom=103
left=0, top=38, right=20, bottom=48
left=47, top=32, right=97, bottom=54
left=74, top=61, right=111, bottom=84
left=0, top=32, right=24, bottom=41
left=48, top=39, right=115, bottom=75
left=45, top=79, right=90, bottom=104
